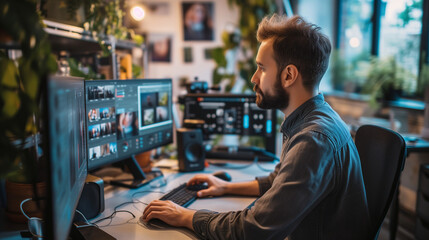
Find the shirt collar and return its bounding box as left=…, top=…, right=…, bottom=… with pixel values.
left=280, top=93, right=325, bottom=136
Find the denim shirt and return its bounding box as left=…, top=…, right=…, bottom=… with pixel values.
left=193, top=94, right=370, bottom=240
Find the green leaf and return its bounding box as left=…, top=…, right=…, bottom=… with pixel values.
left=0, top=58, right=19, bottom=88
left=1, top=89, right=20, bottom=118
left=19, top=60, right=39, bottom=100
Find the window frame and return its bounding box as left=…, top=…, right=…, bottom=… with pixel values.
left=334, top=0, right=429, bottom=98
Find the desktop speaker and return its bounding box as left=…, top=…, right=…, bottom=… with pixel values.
left=177, top=128, right=205, bottom=172
left=76, top=175, right=105, bottom=219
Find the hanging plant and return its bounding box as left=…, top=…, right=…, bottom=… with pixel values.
left=66, top=0, right=139, bottom=56
left=0, top=0, right=57, bottom=180
left=226, top=0, right=278, bottom=92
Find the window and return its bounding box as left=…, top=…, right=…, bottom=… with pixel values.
left=379, top=0, right=422, bottom=92
left=335, top=0, right=427, bottom=97
left=339, top=0, right=373, bottom=64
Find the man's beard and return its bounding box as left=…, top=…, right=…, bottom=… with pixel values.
left=253, top=77, right=289, bottom=110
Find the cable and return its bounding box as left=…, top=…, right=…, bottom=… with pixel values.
left=91, top=189, right=166, bottom=227
left=20, top=198, right=32, bottom=220
left=75, top=209, right=92, bottom=225
left=20, top=198, right=45, bottom=238
left=255, top=156, right=278, bottom=172
left=113, top=200, right=150, bottom=213
left=91, top=210, right=136, bottom=226
left=131, top=190, right=166, bottom=206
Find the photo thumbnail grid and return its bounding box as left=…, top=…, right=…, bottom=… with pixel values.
left=88, top=107, right=115, bottom=122
left=88, top=121, right=116, bottom=139
left=87, top=85, right=115, bottom=101
left=139, top=91, right=170, bottom=128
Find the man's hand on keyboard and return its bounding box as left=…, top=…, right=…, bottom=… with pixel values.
left=142, top=200, right=196, bottom=230
left=187, top=174, right=229, bottom=198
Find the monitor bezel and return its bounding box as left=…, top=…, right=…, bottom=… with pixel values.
left=84, top=78, right=174, bottom=171
left=43, top=75, right=88, bottom=240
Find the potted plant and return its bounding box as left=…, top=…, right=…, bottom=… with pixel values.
left=0, top=0, right=57, bottom=222
left=361, top=56, right=413, bottom=107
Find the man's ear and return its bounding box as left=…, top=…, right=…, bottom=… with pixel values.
left=280, top=64, right=299, bottom=88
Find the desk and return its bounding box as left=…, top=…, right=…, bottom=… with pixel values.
left=388, top=136, right=429, bottom=240
left=90, top=159, right=276, bottom=240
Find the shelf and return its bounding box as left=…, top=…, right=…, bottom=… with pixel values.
left=43, top=20, right=139, bottom=53
left=42, top=19, right=146, bottom=79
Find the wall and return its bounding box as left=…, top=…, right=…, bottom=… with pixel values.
left=296, top=0, right=336, bottom=92
left=127, top=0, right=239, bottom=98
left=128, top=0, right=337, bottom=95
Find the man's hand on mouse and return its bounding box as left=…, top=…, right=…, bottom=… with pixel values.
left=142, top=200, right=196, bottom=230
left=187, top=174, right=230, bottom=197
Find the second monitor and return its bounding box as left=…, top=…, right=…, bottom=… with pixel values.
left=180, top=93, right=277, bottom=161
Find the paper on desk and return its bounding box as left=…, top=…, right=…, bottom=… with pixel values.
left=153, top=158, right=178, bottom=170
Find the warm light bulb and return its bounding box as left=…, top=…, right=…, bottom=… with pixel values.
left=130, top=6, right=145, bottom=21
left=349, top=37, right=360, bottom=48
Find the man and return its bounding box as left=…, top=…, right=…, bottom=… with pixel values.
left=143, top=14, right=370, bottom=239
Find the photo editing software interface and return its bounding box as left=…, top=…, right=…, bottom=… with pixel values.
left=45, top=76, right=88, bottom=240
left=85, top=79, right=173, bottom=170
left=182, top=93, right=276, bottom=155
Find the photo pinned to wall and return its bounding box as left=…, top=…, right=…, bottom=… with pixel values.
left=149, top=34, right=172, bottom=63
left=142, top=2, right=170, bottom=15
left=182, top=2, right=214, bottom=41
left=184, top=47, right=193, bottom=63
left=204, top=48, right=214, bottom=60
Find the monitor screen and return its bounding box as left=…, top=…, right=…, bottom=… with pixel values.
left=44, top=75, right=88, bottom=240
left=85, top=79, right=173, bottom=170
left=181, top=93, right=276, bottom=155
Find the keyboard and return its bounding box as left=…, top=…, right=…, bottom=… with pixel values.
left=160, top=183, right=208, bottom=207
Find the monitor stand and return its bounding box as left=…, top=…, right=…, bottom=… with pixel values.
left=69, top=223, right=116, bottom=240
left=109, top=155, right=163, bottom=189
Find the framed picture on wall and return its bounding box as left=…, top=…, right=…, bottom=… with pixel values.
left=149, top=34, right=172, bottom=62
left=182, top=2, right=214, bottom=41
left=184, top=47, right=193, bottom=63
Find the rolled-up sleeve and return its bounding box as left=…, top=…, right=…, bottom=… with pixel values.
left=192, top=131, right=337, bottom=240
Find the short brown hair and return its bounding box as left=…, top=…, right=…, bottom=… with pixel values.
left=257, top=14, right=331, bottom=90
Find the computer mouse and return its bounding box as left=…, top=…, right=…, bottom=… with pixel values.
left=213, top=171, right=232, bottom=182
left=139, top=216, right=169, bottom=229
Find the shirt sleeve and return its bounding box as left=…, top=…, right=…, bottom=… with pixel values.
left=255, top=161, right=281, bottom=195
left=192, top=131, right=337, bottom=240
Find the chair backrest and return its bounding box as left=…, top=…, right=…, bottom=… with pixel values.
left=354, top=124, right=406, bottom=239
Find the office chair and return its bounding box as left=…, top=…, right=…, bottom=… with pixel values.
left=354, top=124, right=406, bottom=239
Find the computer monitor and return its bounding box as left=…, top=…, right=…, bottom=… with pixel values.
left=84, top=79, right=173, bottom=188
left=43, top=75, right=88, bottom=240
left=180, top=93, right=277, bottom=161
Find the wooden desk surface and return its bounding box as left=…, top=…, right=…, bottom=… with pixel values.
left=90, top=159, right=276, bottom=240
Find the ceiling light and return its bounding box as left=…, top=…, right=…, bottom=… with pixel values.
left=130, top=6, right=145, bottom=21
